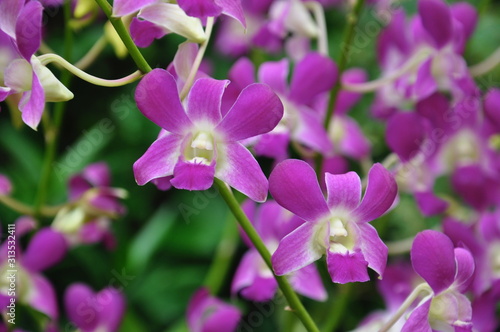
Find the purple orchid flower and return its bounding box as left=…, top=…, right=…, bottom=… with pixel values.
left=444, top=212, right=500, bottom=297
left=112, top=0, right=207, bottom=46
left=52, top=162, right=127, bottom=249
left=402, top=230, right=475, bottom=331
left=0, top=0, right=73, bottom=130
left=372, top=0, right=478, bottom=118
left=352, top=262, right=420, bottom=332
left=64, top=283, right=125, bottom=332
left=224, top=53, right=336, bottom=160
left=0, top=218, right=67, bottom=320
left=0, top=174, right=12, bottom=195
left=113, top=0, right=245, bottom=47
left=232, top=200, right=327, bottom=302
left=187, top=288, right=241, bottom=332
left=114, top=0, right=246, bottom=27
left=133, top=69, right=283, bottom=202
left=387, top=89, right=500, bottom=216
left=269, top=159, right=397, bottom=283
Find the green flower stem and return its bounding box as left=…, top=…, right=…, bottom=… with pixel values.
left=203, top=212, right=239, bottom=294
left=39, top=53, right=143, bottom=87
left=94, top=0, right=152, bottom=73
left=315, top=0, right=365, bottom=178
left=33, top=0, right=73, bottom=218
left=213, top=179, right=320, bottom=332
left=323, top=0, right=365, bottom=130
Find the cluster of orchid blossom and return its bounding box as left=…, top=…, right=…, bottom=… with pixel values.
left=0, top=0, right=499, bottom=331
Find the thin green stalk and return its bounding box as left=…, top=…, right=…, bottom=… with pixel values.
left=203, top=213, right=239, bottom=294
left=323, top=0, right=365, bottom=130
left=33, top=0, right=73, bottom=217
left=94, top=0, right=152, bottom=73
left=213, top=179, right=320, bottom=332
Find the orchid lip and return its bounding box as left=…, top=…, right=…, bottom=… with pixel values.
left=184, top=131, right=215, bottom=165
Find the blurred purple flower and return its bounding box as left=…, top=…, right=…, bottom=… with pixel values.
left=52, top=162, right=127, bottom=249
left=187, top=288, right=241, bottom=332
left=64, top=283, right=125, bottom=332
left=0, top=219, right=67, bottom=320
left=232, top=200, right=327, bottom=302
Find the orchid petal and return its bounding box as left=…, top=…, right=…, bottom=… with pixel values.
left=203, top=304, right=241, bottom=332
left=15, top=1, right=43, bottom=60
left=325, top=171, right=361, bottom=211
left=450, top=3, right=477, bottom=41
left=96, top=288, right=126, bottom=332
left=386, top=113, right=427, bottom=162
left=231, top=250, right=259, bottom=296
left=65, top=284, right=99, bottom=330
left=484, top=88, right=500, bottom=129
left=133, top=133, right=183, bottom=186
left=413, top=58, right=437, bottom=100
left=112, top=0, right=157, bottom=17
left=402, top=298, right=432, bottom=332
left=257, top=59, right=289, bottom=96
left=418, top=0, right=452, bottom=49
left=22, top=228, right=67, bottom=272
left=336, top=68, right=367, bottom=115
left=453, top=247, right=475, bottom=293
left=138, top=3, right=207, bottom=44
left=0, top=0, right=23, bottom=38
left=29, top=274, right=59, bottom=319
left=326, top=249, right=369, bottom=283
left=177, top=0, right=222, bottom=21
left=289, top=52, right=337, bottom=105
left=411, top=230, right=456, bottom=294
left=338, top=116, right=371, bottom=160
left=169, top=42, right=199, bottom=83
left=414, top=191, right=449, bottom=217
left=269, top=159, right=329, bottom=222
left=356, top=222, right=388, bottom=278
left=353, top=163, right=397, bottom=223
left=217, top=0, right=246, bottom=27
left=294, top=107, right=333, bottom=154
left=272, top=222, right=326, bottom=275
left=216, top=142, right=268, bottom=202
left=135, top=69, right=192, bottom=134
left=129, top=17, right=168, bottom=48
left=187, top=78, right=228, bottom=125
left=290, top=263, right=327, bottom=301
left=0, top=174, right=12, bottom=195
left=171, top=159, right=216, bottom=191
left=217, top=83, right=283, bottom=142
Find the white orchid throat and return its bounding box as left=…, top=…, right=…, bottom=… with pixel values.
left=184, top=131, right=216, bottom=165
